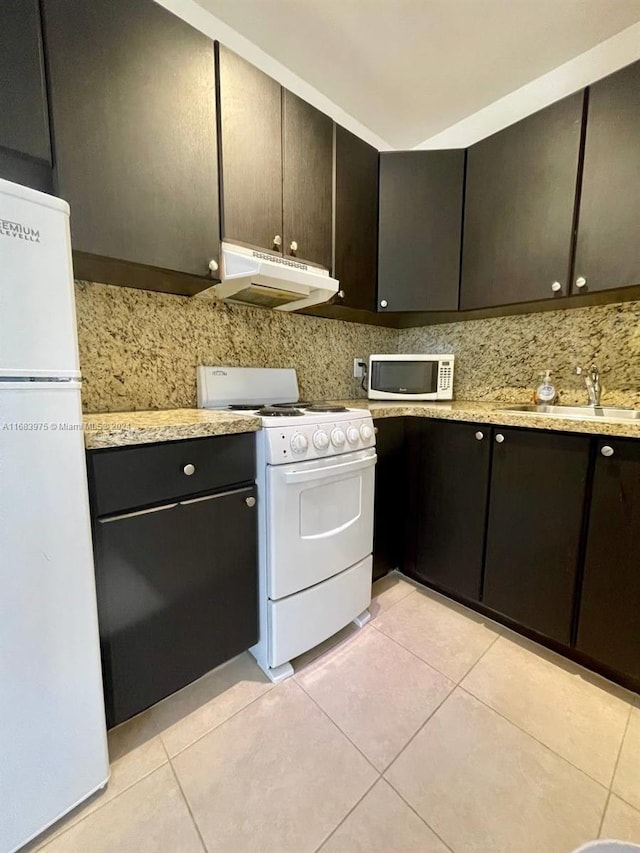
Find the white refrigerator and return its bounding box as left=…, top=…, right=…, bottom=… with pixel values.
left=0, top=178, right=109, bottom=853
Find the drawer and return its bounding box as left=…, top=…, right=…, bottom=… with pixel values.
left=89, top=433, right=256, bottom=516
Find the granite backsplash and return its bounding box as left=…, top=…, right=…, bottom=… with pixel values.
left=76, top=280, right=640, bottom=413
left=75, top=280, right=396, bottom=413
left=399, top=300, right=640, bottom=408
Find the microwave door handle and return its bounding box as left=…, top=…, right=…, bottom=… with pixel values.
left=282, top=454, right=377, bottom=485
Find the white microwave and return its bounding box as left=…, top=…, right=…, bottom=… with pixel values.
left=367, top=354, right=455, bottom=401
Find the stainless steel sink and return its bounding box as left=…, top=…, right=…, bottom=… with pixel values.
left=498, top=404, right=640, bottom=421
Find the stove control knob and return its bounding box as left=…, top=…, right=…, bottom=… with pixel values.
left=313, top=429, right=329, bottom=450
left=290, top=432, right=308, bottom=454
left=360, top=423, right=374, bottom=442
left=346, top=426, right=360, bottom=445
left=331, top=428, right=346, bottom=447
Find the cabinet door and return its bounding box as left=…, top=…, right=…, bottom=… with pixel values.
left=460, top=93, right=583, bottom=310
left=0, top=0, right=52, bottom=191
left=573, top=61, right=640, bottom=294
left=282, top=89, right=333, bottom=269
left=576, top=439, right=640, bottom=680
left=483, top=428, right=589, bottom=643
left=217, top=44, right=283, bottom=254
left=373, top=418, right=406, bottom=580
left=42, top=0, right=219, bottom=277
left=378, top=151, right=463, bottom=312
left=334, top=126, right=378, bottom=311
left=415, top=421, right=491, bottom=600
left=95, top=486, right=258, bottom=727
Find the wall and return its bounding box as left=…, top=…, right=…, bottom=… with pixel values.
left=76, top=281, right=640, bottom=413
left=75, top=280, right=396, bottom=413
left=399, top=300, right=640, bottom=408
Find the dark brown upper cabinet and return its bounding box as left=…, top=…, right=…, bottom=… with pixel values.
left=282, top=89, right=333, bottom=269
left=0, top=0, right=53, bottom=192
left=216, top=44, right=333, bottom=269
left=377, top=151, right=463, bottom=312
left=216, top=44, right=282, bottom=254
left=573, top=60, right=640, bottom=295
left=334, top=126, right=379, bottom=311
left=42, top=0, right=220, bottom=294
left=460, top=92, right=584, bottom=310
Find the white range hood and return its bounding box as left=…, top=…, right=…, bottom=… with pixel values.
left=212, top=242, right=339, bottom=311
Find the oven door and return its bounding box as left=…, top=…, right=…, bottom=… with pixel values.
left=266, top=447, right=376, bottom=600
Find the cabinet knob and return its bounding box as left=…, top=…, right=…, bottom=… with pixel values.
left=495, top=433, right=505, bottom=444
left=380, top=299, right=388, bottom=308
left=551, top=281, right=562, bottom=293
left=475, top=431, right=484, bottom=441
left=337, top=290, right=345, bottom=299
left=183, top=463, right=196, bottom=476
left=245, top=496, right=256, bottom=507
left=601, top=445, right=614, bottom=457
left=273, top=235, right=282, bottom=248
left=575, top=276, right=587, bottom=289
left=208, top=259, right=219, bottom=274
left=289, top=241, right=298, bottom=255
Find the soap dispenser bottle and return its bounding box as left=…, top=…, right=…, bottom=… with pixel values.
left=533, top=370, right=558, bottom=405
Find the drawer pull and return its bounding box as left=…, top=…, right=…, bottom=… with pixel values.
left=99, top=502, right=178, bottom=523
left=245, top=496, right=256, bottom=508
left=183, top=463, right=196, bottom=476
left=180, top=487, right=255, bottom=506
left=601, top=445, right=614, bottom=457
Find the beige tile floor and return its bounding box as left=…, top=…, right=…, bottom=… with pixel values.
left=24, top=574, right=640, bottom=853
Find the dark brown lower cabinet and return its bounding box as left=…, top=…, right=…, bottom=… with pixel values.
left=415, top=421, right=491, bottom=600
left=576, top=438, right=640, bottom=681
left=95, top=485, right=258, bottom=728
left=373, top=418, right=406, bottom=581
left=482, top=428, right=590, bottom=644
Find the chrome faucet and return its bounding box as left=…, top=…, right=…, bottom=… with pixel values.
left=574, top=364, right=602, bottom=407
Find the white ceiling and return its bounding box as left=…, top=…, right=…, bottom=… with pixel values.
left=193, top=0, right=640, bottom=149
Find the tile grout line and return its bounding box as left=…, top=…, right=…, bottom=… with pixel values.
left=162, top=680, right=276, bottom=760
left=32, top=751, right=171, bottom=852
left=455, top=631, right=502, bottom=684
left=383, top=775, right=456, bottom=853
left=365, top=620, right=458, bottom=686
left=378, top=684, right=456, bottom=776
left=311, top=776, right=381, bottom=853
left=597, top=702, right=634, bottom=837
left=294, top=677, right=382, bottom=775
left=167, top=759, right=209, bottom=853
left=370, top=617, right=500, bottom=686
left=33, top=682, right=278, bottom=849
left=457, top=684, right=616, bottom=794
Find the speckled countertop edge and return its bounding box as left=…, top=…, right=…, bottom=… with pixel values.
left=333, top=400, right=640, bottom=440
left=83, top=408, right=261, bottom=449
left=84, top=400, right=640, bottom=448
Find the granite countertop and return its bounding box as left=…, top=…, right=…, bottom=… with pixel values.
left=84, top=400, right=640, bottom=449
left=83, top=408, right=261, bottom=449
left=334, top=399, right=640, bottom=440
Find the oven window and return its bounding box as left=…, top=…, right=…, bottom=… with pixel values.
left=371, top=361, right=438, bottom=394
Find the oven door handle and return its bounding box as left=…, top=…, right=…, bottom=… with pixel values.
left=282, top=453, right=377, bottom=484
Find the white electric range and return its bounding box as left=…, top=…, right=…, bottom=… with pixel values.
left=197, top=366, right=376, bottom=682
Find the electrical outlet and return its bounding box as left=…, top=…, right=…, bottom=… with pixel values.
left=353, top=358, right=365, bottom=379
